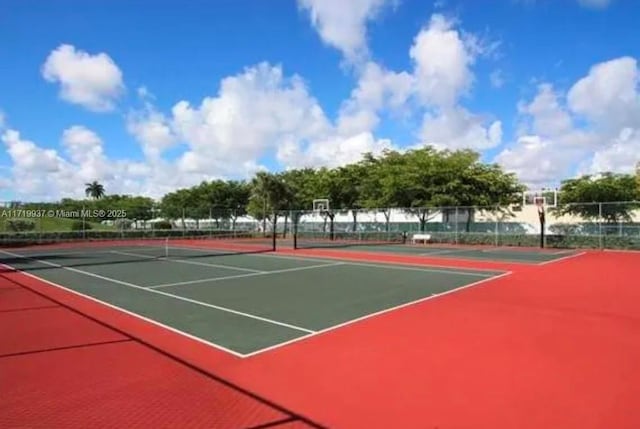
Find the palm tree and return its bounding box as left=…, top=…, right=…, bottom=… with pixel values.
left=85, top=181, right=105, bottom=199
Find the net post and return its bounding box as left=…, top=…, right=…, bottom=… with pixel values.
left=271, top=219, right=277, bottom=251
left=164, top=236, right=169, bottom=258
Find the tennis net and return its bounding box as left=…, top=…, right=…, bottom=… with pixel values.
left=0, top=232, right=276, bottom=272
left=293, top=230, right=406, bottom=250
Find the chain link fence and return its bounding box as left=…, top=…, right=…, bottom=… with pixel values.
left=281, top=202, right=640, bottom=250
left=1, top=200, right=639, bottom=250
left=0, top=202, right=266, bottom=244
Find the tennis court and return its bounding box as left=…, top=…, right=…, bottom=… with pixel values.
left=291, top=231, right=581, bottom=264
left=0, top=237, right=505, bottom=356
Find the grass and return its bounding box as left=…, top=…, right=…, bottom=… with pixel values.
left=1, top=217, right=114, bottom=232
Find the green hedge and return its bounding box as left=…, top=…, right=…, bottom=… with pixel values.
left=6, top=219, right=36, bottom=232
left=71, top=220, right=91, bottom=231
left=426, top=232, right=640, bottom=250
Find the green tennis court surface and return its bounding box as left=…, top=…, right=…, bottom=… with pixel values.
left=0, top=241, right=504, bottom=356
left=291, top=233, right=580, bottom=264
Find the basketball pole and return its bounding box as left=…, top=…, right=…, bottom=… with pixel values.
left=538, top=203, right=546, bottom=249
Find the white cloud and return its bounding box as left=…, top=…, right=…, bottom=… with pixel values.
left=169, top=62, right=331, bottom=176
left=337, top=61, right=414, bottom=135
left=2, top=130, right=63, bottom=173
left=42, top=44, right=124, bottom=112
left=497, top=56, right=639, bottom=186
left=298, top=0, right=394, bottom=63
left=409, top=14, right=477, bottom=108
left=496, top=134, right=595, bottom=187
left=277, top=132, right=393, bottom=169
left=521, top=83, right=574, bottom=137
left=2, top=129, right=67, bottom=198
left=420, top=107, right=502, bottom=150
left=127, top=108, right=177, bottom=161
left=61, top=125, right=112, bottom=183
left=584, top=128, right=640, bottom=175
left=1, top=126, right=217, bottom=200
left=0, top=110, right=6, bottom=130
left=567, top=57, right=639, bottom=132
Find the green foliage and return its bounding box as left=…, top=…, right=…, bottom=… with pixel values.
left=555, top=173, right=640, bottom=222
left=70, top=220, right=91, bottom=231
left=6, top=219, right=36, bottom=232
left=354, top=147, right=524, bottom=231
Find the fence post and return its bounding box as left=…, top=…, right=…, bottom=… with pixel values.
left=598, top=203, right=603, bottom=249
left=494, top=205, right=499, bottom=247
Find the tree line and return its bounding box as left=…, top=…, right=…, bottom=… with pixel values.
left=10, top=146, right=640, bottom=229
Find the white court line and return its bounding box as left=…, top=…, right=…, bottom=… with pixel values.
left=0, top=261, right=246, bottom=358
left=243, top=270, right=514, bottom=358
left=537, top=251, right=587, bottom=266
left=0, top=249, right=315, bottom=335
left=146, top=243, right=499, bottom=277
left=149, top=262, right=345, bottom=289
left=418, top=249, right=459, bottom=256
left=110, top=250, right=264, bottom=274
left=166, top=242, right=507, bottom=273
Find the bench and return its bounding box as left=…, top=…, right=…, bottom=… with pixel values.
left=411, top=233, right=432, bottom=244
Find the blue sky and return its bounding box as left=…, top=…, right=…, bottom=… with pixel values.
left=1, top=0, right=639, bottom=201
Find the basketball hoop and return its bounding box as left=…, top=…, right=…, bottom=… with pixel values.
left=312, top=199, right=330, bottom=215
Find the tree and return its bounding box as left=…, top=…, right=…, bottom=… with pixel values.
left=160, top=188, right=192, bottom=229
left=554, top=173, right=640, bottom=223
left=84, top=181, right=105, bottom=199
left=247, top=172, right=293, bottom=234
left=636, top=161, right=640, bottom=194
left=224, top=181, right=251, bottom=231
left=356, top=147, right=524, bottom=232
left=280, top=168, right=319, bottom=236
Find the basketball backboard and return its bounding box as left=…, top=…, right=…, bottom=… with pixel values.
left=523, top=189, right=557, bottom=208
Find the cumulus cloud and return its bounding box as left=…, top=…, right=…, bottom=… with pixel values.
left=337, top=61, right=414, bottom=135
left=409, top=14, right=499, bottom=106
left=496, top=56, right=640, bottom=186
left=583, top=128, right=640, bottom=175
left=61, top=125, right=112, bottom=183
left=567, top=57, right=639, bottom=132
left=298, top=0, right=395, bottom=63
left=127, top=107, right=177, bottom=161
left=420, top=107, right=502, bottom=150
left=2, top=129, right=68, bottom=198
left=42, top=44, right=124, bottom=112
left=409, top=14, right=502, bottom=150
left=1, top=126, right=219, bottom=200
left=277, top=132, right=393, bottom=169
left=168, top=62, right=331, bottom=176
